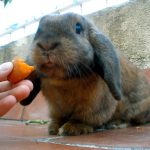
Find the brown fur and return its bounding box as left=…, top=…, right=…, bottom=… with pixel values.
left=42, top=56, right=150, bottom=135
left=114, top=58, right=150, bottom=123
left=22, top=13, right=150, bottom=136
left=42, top=74, right=117, bottom=135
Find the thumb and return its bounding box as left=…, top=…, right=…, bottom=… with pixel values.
left=0, top=62, right=13, bottom=82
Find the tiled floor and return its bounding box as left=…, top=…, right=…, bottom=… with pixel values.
left=0, top=119, right=150, bottom=150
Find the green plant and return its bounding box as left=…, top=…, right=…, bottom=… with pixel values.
left=1, top=0, right=12, bottom=7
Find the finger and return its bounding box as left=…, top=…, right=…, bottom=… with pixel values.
left=0, top=81, right=12, bottom=93
left=0, top=95, right=16, bottom=116
left=0, top=62, right=13, bottom=82
left=0, top=85, right=31, bottom=102
left=0, top=80, right=33, bottom=93
left=13, top=80, right=33, bottom=91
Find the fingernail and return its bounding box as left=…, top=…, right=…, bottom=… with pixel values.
left=0, top=62, right=13, bottom=71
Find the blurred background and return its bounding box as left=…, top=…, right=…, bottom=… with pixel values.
left=0, top=0, right=129, bottom=46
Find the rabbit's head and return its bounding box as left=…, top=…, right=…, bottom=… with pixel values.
left=31, top=13, right=122, bottom=100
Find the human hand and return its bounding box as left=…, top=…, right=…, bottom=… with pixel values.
left=0, top=62, right=33, bottom=116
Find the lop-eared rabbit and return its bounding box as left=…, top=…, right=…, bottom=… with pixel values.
left=21, top=13, right=150, bottom=136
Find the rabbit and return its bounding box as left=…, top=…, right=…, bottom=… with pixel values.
left=20, top=13, right=150, bottom=136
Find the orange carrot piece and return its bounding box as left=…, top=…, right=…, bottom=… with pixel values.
left=7, top=58, right=34, bottom=83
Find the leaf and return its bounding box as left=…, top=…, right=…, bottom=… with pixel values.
left=25, top=120, right=49, bottom=125
left=4, top=0, right=12, bottom=7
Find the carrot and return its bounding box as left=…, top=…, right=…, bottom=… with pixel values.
left=7, top=58, right=35, bottom=83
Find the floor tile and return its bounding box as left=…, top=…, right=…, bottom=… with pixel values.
left=51, top=124, right=150, bottom=148
left=0, top=120, right=49, bottom=138
left=0, top=120, right=150, bottom=149
left=0, top=120, right=104, bottom=150
left=0, top=141, right=101, bottom=150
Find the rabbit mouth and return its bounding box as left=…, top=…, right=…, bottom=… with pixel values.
left=37, top=54, right=62, bottom=73
left=42, top=61, right=56, bottom=69
left=36, top=59, right=66, bottom=79
left=37, top=62, right=94, bottom=79
left=39, top=62, right=61, bottom=73
left=36, top=53, right=95, bottom=79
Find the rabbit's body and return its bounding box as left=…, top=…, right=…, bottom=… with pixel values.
left=42, top=73, right=117, bottom=133
left=113, top=58, right=150, bottom=124
left=21, top=13, right=150, bottom=135
left=41, top=56, right=150, bottom=135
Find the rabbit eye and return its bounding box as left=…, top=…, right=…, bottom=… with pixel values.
left=75, top=23, right=82, bottom=34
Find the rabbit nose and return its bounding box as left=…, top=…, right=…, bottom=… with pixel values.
left=37, top=42, right=60, bottom=51
left=49, top=42, right=60, bottom=50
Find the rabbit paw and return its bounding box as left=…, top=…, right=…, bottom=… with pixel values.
left=58, top=122, right=94, bottom=136
left=48, top=122, right=61, bottom=135
left=104, top=121, right=130, bottom=129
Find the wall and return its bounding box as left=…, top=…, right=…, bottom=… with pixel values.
left=0, top=0, right=150, bottom=68
left=0, top=36, right=33, bottom=63
left=87, top=0, right=150, bottom=68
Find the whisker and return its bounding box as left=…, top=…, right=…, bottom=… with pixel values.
left=66, top=65, right=72, bottom=80
left=73, top=64, right=82, bottom=79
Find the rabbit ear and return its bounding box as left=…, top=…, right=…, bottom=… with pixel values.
left=89, top=27, right=122, bottom=100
